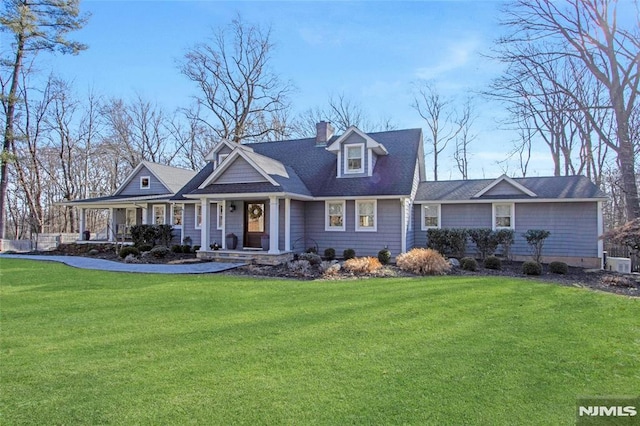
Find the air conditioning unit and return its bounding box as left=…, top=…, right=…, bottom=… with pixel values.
left=606, top=257, right=631, bottom=274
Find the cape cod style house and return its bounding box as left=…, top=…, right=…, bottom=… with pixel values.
left=67, top=122, right=607, bottom=267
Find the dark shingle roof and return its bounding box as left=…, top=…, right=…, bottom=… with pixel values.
left=174, top=128, right=423, bottom=199
left=416, top=175, right=607, bottom=201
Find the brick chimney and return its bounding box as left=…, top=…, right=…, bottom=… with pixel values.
left=315, top=121, right=335, bottom=146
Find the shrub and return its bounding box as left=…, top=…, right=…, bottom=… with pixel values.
left=119, top=246, right=140, bottom=259
left=426, top=228, right=468, bottom=258
left=484, top=255, right=502, bottom=270
left=522, top=261, right=542, bottom=276
left=171, top=244, right=183, bottom=253
left=88, top=249, right=100, bottom=256
left=343, top=248, right=356, bottom=260
left=137, top=244, right=153, bottom=252
left=601, top=218, right=640, bottom=252
left=130, top=224, right=159, bottom=247
left=523, top=229, right=551, bottom=264
left=181, top=245, right=192, bottom=254
left=150, top=245, right=170, bottom=258
left=287, top=260, right=312, bottom=277
left=495, top=229, right=515, bottom=260
left=468, top=228, right=499, bottom=260
left=324, top=248, right=336, bottom=261
left=396, top=248, right=451, bottom=276
left=298, top=252, right=322, bottom=266
left=306, top=247, right=318, bottom=254
left=460, top=257, right=478, bottom=271
left=157, top=224, right=174, bottom=247
left=193, top=245, right=201, bottom=252
left=124, top=254, right=139, bottom=264
left=549, top=261, right=568, bottom=275
left=377, top=248, right=391, bottom=265
left=343, top=257, right=382, bottom=274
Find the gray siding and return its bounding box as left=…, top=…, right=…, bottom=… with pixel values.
left=119, top=165, right=170, bottom=196
left=290, top=200, right=306, bottom=253
left=225, top=201, right=245, bottom=249
left=513, top=202, right=598, bottom=258
left=215, top=158, right=267, bottom=184
left=305, top=199, right=403, bottom=258
left=412, top=201, right=598, bottom=260
left=182, top=203, right=201, bottom=246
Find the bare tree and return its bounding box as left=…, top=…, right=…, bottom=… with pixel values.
left=496, top=0, right=640, bottom=219
left=180, top=16, right=293, bottom=144
left=412, top=81, right=468, bottom=181
left=453, top=99, right=476, bottom=180
left=0, top=0, right=88, bottom=239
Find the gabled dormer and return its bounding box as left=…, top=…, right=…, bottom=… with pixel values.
left=326, top=126, right=388, bottom=178
left=204, top=139, right=254, bottom=169
left=472, top=174, right=537, bottom=198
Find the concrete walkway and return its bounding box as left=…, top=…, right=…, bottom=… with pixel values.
left=0, top=254, right=245, bottom=274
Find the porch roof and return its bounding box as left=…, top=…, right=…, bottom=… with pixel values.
left=61, top=193, right=172, bottom=207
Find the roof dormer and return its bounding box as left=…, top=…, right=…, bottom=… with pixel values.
left=204, top=139, right=254, bottom=169
left=326, top=126, right=388, bottom=178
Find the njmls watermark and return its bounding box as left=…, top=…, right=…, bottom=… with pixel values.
left=576, top=397, right=640, bottom=425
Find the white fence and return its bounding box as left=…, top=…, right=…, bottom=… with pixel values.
left=1, top=233, right=79, bottom=252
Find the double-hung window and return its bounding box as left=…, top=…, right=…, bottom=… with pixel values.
left=421, top=204, right=440, bottom=229
left=355, top=200, right=377, bottom=231
left=153, top=205, right=166, bottom=225
left=345, top=144, right=364, bottom=174
left=172, top=204, right=183, bottom=227
left=195, top=204, right=203, bottom=229
left=325, top=200, right=345, bottom=231
left=493, top=203, right=514, bottom=230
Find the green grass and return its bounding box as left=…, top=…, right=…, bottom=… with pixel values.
left=1, top=258, right=639, bottom=425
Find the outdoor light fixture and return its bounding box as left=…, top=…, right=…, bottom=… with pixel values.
left=229, top=203, right=236, bottom=213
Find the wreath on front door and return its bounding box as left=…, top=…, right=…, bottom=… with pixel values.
left=249, top=204, right=263, bottom=220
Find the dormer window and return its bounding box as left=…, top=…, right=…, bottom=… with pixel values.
left=345, top=144, right=364, bottom=174
left=140, top=176, right=150, bottom=189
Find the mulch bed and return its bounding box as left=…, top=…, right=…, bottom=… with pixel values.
left=21, top=243, right=640, bottom=297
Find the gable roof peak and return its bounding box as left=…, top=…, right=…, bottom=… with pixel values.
left=326, top=126, right=388, bottom=155
left=472, top=174, right=537, bottom=198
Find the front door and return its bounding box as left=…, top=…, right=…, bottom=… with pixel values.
left=244, top=202, right=266, bottom=248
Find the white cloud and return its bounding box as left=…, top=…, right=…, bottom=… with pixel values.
left=414, top=39, right=480, bottom=80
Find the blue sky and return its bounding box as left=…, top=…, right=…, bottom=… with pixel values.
left=38, top=0, right=554, bottom=179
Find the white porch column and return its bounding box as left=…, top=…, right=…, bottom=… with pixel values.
left=269, top=196, right=279, bottom=254
left=221, top=200, right=227, bottom=249
left=109, top=208, right=116, bottom=242
left=284, top=198, right=291, bottom=252
left=79, top=208, right=86, bottom=240
left=400, top=198, right=408, bottom=254
left=597, top=200, right=604, bottom=269
left=141, top=204, right=148, bottom=225
left=200, top=198, right=211, bottom=251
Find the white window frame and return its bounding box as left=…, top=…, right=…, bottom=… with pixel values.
left=172, top=204, right=183, bottom=228
left=217, top=203, right=224, bottom=230
left=153, top=205, right=166, bottom=225
left=140, top=176, right=151, bottom=189
left=355, top=199, right=377, bottom=232
left=195, top=204, right=203, bottom=230
left=421, top=204, right=441, bottom=230
left=344, top=143, right=365, bottom=174
left=493, top=203, right=515, bottom=230
left=325, top=200, right=346, bottom=231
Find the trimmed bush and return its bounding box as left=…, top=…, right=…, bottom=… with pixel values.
left=495, top=229, right=515, bottom=260
left=343, top=257, right=382, bottom=274
left=426, top=228, right=468, bottom=258
left=181, top=245, right=192, bottom=254
left=468, top=228, right=499, bottom=260
left=150, top=245, right=170, bottom=258
left=523, top=229, right=551, bottom=264
left=377, top=248, right=391, bottom=265
left=324, top=248, right=336, bottom=261
left=343, top=248, right=356, bottom=260
left=484, top=256, right=502, bottom=270
left=119, top=246, right=140, bottom=259
left=193, top=245, right=201, bottom=252
left=522, top=261, right=542, bottom=276
left=549, top=261, right=568, bottom=275
left=396, top=248, right=451, bottom=276
left=298, top=252, right=322, bottom=266
left=460, top=257, right=478, bottom=271
left=137, top=244, right=153, bottom=252
left=171, top=245, right=182, bottom=253
left=130, top=224, right=159, bottom=247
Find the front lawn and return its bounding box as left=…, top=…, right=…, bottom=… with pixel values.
left=1, top=258, right=638, bottom=425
